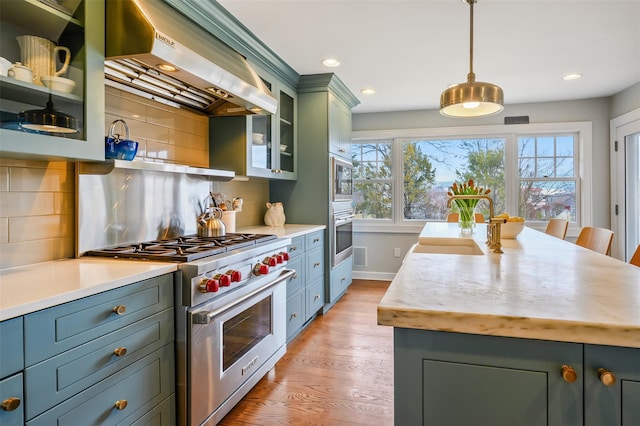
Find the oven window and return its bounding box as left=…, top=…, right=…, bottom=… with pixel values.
left=335, top=220, right=352, bottom=256
left=222, top=295, right=272, bottom=371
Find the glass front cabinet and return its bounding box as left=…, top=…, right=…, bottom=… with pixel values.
left=0, top=0, right=104, bottom=161
left=210, top=66, right=297, bottom=180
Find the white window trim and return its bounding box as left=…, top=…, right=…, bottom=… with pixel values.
left=352, top=121, right=592, bottom=237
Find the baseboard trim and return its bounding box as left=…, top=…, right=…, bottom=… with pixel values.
left=352, top=271, right=396, bottom=281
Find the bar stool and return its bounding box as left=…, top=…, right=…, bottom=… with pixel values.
left=544, top=218, right=569, bottom=240
left=630, top=245, right=640, bottom=267
left=447, top=213, right=485, bottom=223
left=575, top=226, right=614, bottom=255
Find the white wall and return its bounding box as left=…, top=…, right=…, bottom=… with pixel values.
left=350, top=90, right=639, bottom=279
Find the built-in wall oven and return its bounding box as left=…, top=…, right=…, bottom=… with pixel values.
left=332, top=156, right=353, bottom=201
left=331, top=156, right=355, bottom=267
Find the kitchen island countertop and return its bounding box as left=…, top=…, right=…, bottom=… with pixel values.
left=0, top=258, right=177, bottom=321
left=378, top=222, right=640, bottom=348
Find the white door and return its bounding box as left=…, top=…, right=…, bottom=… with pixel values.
left=611, top=108, right=640, bottom=261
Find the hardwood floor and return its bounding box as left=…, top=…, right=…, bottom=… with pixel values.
left=218, top=279, right=394, bottom=425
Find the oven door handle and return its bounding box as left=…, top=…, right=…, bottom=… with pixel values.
left=192, top=269, right=296, bottom=325
left=334, top=214, right=355, bottom=224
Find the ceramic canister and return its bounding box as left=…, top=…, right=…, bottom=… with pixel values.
left=16, top=35, right=70, bottom=85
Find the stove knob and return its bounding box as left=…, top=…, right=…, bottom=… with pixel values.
left=253, top=263, right=270, bottom=276
left=226, top=269, right=242, bottom=282
left=215, top=273, right=231, bottom=287
left=279, top=251, right=290, bottom=261
left=268, top=256, right=278, bottom=267
left=199, top=278, right=220, bottom=293
left=276, top=254, right=284, bottom=264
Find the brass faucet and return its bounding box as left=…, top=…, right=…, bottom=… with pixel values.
left=447, top=195, right=504, bottom=253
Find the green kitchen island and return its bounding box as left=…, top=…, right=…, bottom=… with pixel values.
left=378, top=223, right=640, bottom=426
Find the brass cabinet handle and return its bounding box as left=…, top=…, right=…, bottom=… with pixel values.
left=113, top=347, right=127, bottom=357
left=112, top=305, right=126, bottom=315
left=561, top=365, right=577, bottom=383
left=598, top=368, right=616, bottom=386
left=1, top=397, right=20, bottom=412
left=114, top=399, right=128, bottom=410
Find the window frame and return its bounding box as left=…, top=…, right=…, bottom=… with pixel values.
left=351, top=121, right=592, bottom=237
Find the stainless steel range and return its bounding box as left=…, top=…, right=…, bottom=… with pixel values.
left=77, top=163, right=294, bottom=425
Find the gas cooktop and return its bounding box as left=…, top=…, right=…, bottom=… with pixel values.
left=85, top=233, right=278, bottom=262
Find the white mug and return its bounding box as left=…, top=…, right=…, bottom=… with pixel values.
left=7, top=62, right=33, bottom=83
left=0, top=57, right=11, bottom=77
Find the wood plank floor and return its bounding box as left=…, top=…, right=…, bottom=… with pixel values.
left=218, top=279, right=394, bottom=426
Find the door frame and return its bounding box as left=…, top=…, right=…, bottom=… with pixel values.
left=610, top=107, right=640, bottom=260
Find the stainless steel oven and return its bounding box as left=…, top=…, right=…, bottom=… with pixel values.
left=189, top=268, right=294, bottom=426
left=332, top=156, right=353, bottom=201
left=332, top=201, right=354, bottom=267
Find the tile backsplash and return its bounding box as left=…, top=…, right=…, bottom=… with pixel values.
left=0, top=87, right=269, bottom=269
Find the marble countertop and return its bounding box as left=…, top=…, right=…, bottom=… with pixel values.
left=378, top=223, right=640, bottom=348
left=239, top=224, right=326, bottom=239
left=0, top=258, right=177, bottom=321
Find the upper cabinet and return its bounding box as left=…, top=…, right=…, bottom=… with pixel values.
left=0, top=0, right=104, bottom=161
left=210, top=65, right=297, bottom=180
left=329, top=93, right=353, bottom=159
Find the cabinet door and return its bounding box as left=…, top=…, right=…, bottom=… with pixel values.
left=0, top=373, right=23, bottom=426
left=0, top=0, right=104, bottom=161
left=305, top=277, right=324, bottom=320
left=286, top=291, right=305, bottom=341
left=287, top=236, right=305, bottom=259
left=328, top=93, right=352, bottom=159
left=394, top=329, right=583, bottom=426
left=306, top=247, right=324, bottom=283
left=286, top=256, right=305, bottom=298
left=585, top=344, right=640, bottom=426
left=329, top=256, right=352, bottom=303
left=0, top=317, right=23, bottom=378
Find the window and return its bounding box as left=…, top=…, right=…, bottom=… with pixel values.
left=351, top=122, right=591, bottom=230
left=517, top=135, right=578, bottom=222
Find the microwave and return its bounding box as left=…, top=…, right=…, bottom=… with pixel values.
left=331, top=157, right=353, bottom=201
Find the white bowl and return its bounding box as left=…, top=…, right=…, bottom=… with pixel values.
left=501, top=221, right=525, bottom=239
left=40, top=76, right=76, bottom=94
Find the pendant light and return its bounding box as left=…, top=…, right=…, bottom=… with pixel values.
left=440, top=0, right=504, bottom=118
left=18, top=94, right=78, bottom=134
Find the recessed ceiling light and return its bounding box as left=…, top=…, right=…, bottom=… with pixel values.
left=563, top=73, right=583, bottom=81
left=321, top=58, right=340, bottom=67
left=361, top=88, right=376, bottom=95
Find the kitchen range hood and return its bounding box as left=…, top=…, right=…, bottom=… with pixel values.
left=105, top=0, right=277, bottom=116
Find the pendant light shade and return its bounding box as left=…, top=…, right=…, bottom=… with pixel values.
left=440, top=0, right=503, bottom=118
left=18, top=95, right=78, bottom=134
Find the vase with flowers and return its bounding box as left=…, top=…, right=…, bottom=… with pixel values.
left=448, top=179, right=491, bottom=234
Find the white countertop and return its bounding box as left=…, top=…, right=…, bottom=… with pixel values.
left=0, top=224, right=324, bottom=321
left=378, top=223, right=640, bottom=348
left=0, top=258, right=177, bottom=321
left=239, top=224, right=326, bottom=239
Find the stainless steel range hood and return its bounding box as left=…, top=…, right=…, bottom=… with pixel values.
left=105, top=0, right=277, bottom=116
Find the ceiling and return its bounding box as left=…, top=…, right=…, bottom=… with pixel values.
left=217, top=0, right=640, bottom=114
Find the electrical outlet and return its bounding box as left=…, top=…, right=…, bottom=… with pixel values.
left=393, top=248, right=401, bottom=258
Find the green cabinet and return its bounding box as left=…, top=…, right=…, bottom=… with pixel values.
left=20, top=273, right=176, bottom=425
left=0, top=317, right=24, bottom=426
left=394, top=328, right=640, bottom=426
left=285, top=230, right=326, bottom=341
left=0, top=0, right=104, bottom=161
left=329, top=92, right=353, bottom=159
left=210, top=64, right=297, bottom=180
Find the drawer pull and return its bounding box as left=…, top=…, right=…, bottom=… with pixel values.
left=560, top=364, right=577, bottom=383
left=314, top=294, right=321, bottom=300
left=313, top=238, right=319, bottom=243
left=314, top=262, right=320, bottom=267
left=1, top=397, right=20, bottom=412
left=290, top=312, right=298, bottom=319
left=114, top=399, right=128, bottom=410
left=112, top=305, right=126, bottom=315
left=113, top=347, right=127, bottom=357
left=598, top=368, right=616, bottom=386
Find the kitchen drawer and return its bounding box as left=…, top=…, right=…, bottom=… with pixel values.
left=306, top=247, right=324, bottom=283
left=128, top=394, right=175, bottom=426
left=288, top=236, right=305, bottom=259
left=0, top=373, right=24, bottom=426
left=330, top=257, right=352, bottom=301
left=25, top=308, right=174, bottom=419
left=0, top=317, right=23, bottom=377
left=24, top=273, right=174, bottom=366
left=286, top=256, right=305, bottom=298
left=26, top=344, right=174, bottom=426
left=306, top=277, right=324, bottom=319
left=305, top=230, right=324, bottom=252
left=286, top=291, right=305, bottom=341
